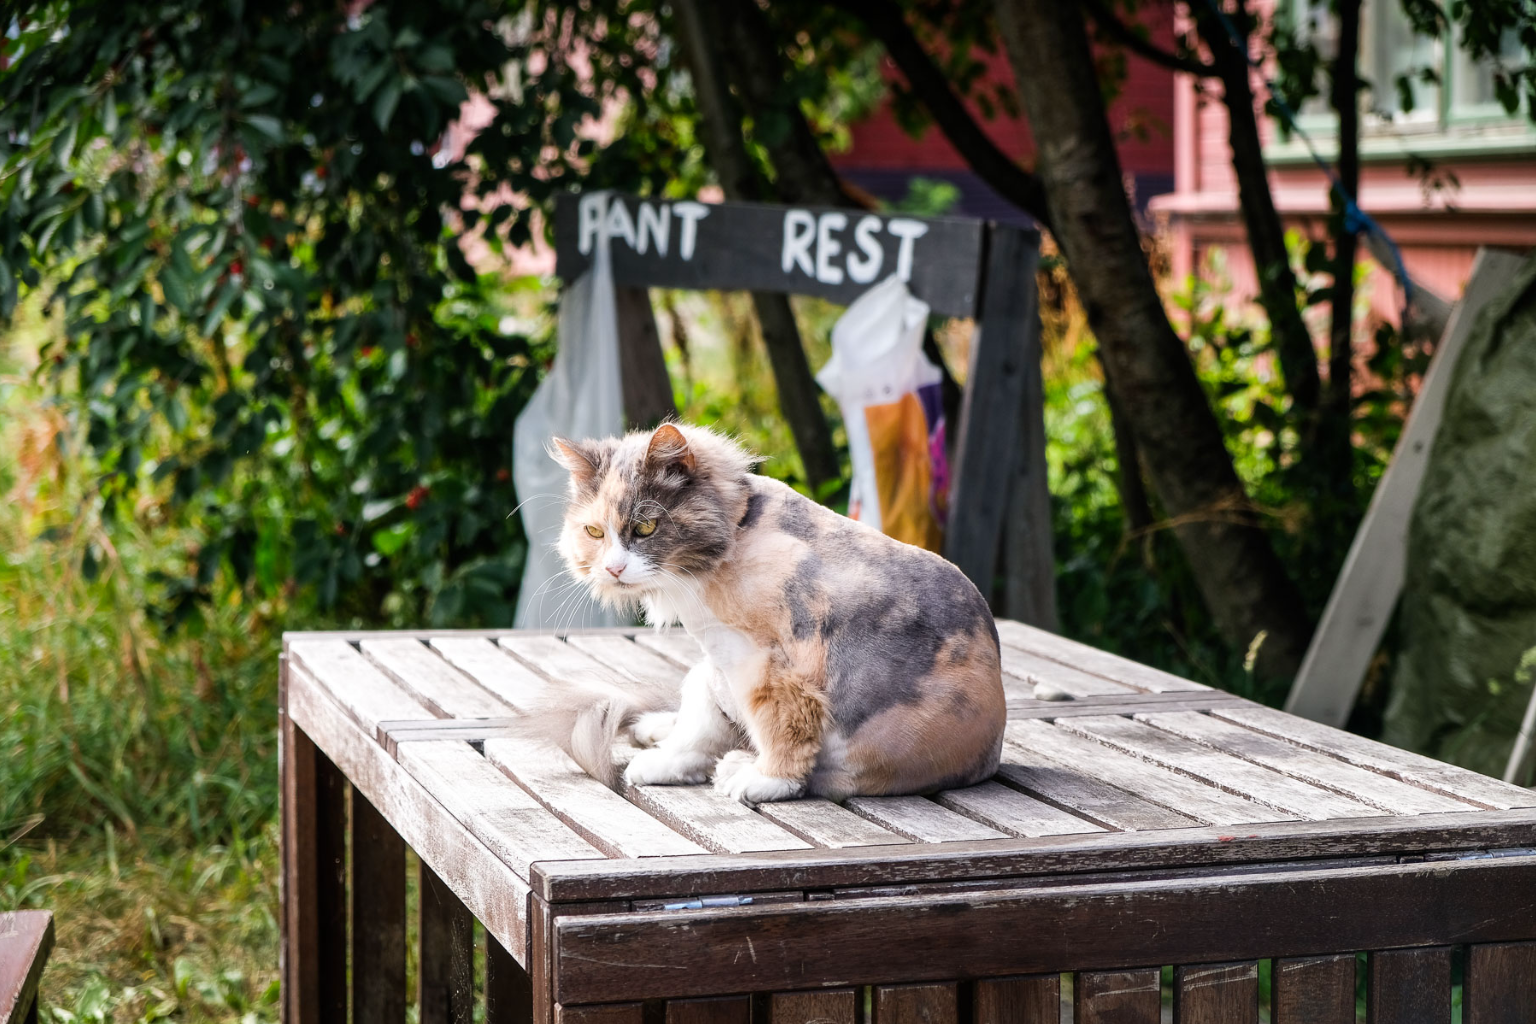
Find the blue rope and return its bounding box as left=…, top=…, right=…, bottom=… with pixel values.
left=1199, top=0, right=1415, bottom=304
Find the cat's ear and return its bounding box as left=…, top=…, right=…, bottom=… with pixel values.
left=550, top=437, right=604, bottom=487
left=646, top=423, right=697, bottom=474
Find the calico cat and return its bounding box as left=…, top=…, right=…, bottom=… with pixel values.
left=548, top=422, right=1005, bottom=804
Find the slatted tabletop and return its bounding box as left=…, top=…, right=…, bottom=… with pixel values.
left=281, top=619, right=1536, bottom=970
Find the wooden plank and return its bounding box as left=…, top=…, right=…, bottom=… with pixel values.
left=316, top=747, right=348, bottom=1024
left=551, top=854, right=1536, bottom=1004
left=667, top=996, right=751, bottom=1024
left=396, top=741, right=605, bottom=878
left=615, top=285, right=678, bottom=429
left=622, top=783, right=813, bottom=854
left=287, top=663, right=532, bottom=961
left=1141, top=711, right=1477, bottom=815
left=1367, top=947, right=1451, bottom=1024
left=289, top=638, right=438, bottom=728
left=875, top=983, right=958, bottom=1024
left=419, top=861, right=475, bottom=1024
left=0, top=912, right=53, bottom=1024
left=430, top=637, right=555, bottom=711
left=483, top=737, right=705, bottom=858
left=946, top=225, right=1040, bottom=603
left=568, top=634, right=687, bottom=687
left=1464, top=941, right=1536, bottom=1023
left=1074, top=969, right=1161, bottom=1024
left=1059, top=716, right=1384, bottom=821
left=501, top=634, right=635, bottom=693
left=1173, top=962, right=1257, bottom=1023
left=934, top=781, right=1108, bottom=838
left=1210, top=705, right=1536, bottom=810
left=995, top=742, right=1200, bottom=831
left=754, top=798, right=910, bottom=848
left=488, top=931, right=535, bottom=1024
left=1288, top=249, right=1529, bottom=726
left=999, top=644, right=1139, bottom=698
left=351, top=786, right=408, bottom=1024
left=631, top=631, right=705, bottom=669
left=280, top=653, right=333, bottom=1024
left=1006, top=690, right=1252, bottom=719
left=557, top=1006, right=644, bottom=1024
left=1006, top=720, right=1295, bottom=826
left=361, top=637, right=514, bottom=718
left=1270, top=956, right=1355, bottom=1024
left=973, top=976, right=1059, bottom=1024
left=995, top=619, right=1209, bottom=693
left=769, top=990, right=858, bottom=1024
left=843, top=796, right=1009, bottom=843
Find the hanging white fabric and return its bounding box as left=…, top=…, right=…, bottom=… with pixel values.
left=512, top=195, right=625, bottom=628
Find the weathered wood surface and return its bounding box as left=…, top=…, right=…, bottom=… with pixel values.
left=1074, top=970, right=1161, bottom=1024
left=874, top=983, right=957, bottom=1024
left=972, top=976, right=1059, bottom=1024
left=1173, top=962, right=1258, bottom=1024
left=419, top=861, right=475, bottom=1024
left=769, top=990, right=858, bottom=1024
left=1270, top=955, right=1355, bottom=1024
left=843, top=796, right=1009, bottom=842
left=0, top=911, right=53, bottom=1024
left=1464, top=941, right=1536, bottom=1023
left=351, top=787, right=408, bottom=1024
left=1367, top=947, right=1452, bottom=1024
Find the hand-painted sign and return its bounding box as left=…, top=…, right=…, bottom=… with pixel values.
left=554, top=191, right=987, bottom=317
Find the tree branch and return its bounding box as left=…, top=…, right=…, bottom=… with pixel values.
left=833, top=0, right=1053, bottom=230
left=1082, top=0, right=1217, bottom=77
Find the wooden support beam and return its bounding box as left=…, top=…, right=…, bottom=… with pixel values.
left=615, top=286, right=678, bottom=430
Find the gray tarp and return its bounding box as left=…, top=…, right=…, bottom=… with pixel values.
left=1385, top=251, right=1536, bottom=779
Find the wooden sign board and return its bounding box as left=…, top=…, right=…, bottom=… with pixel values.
left=554, top=191, right=987, bottom=318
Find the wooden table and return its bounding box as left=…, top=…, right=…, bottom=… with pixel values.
left=0, top=911, right=54, bottom=1024
left=280, top=621, right=1536, bottom=1024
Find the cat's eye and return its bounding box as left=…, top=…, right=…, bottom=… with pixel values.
left=634, top=518, right=657, bottom=537
left=585, top=524, right=604, bottom=539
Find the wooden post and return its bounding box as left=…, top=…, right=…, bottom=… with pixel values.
left=947, top=224, right=1054, bottom=628
left=351, top=786, right=407, bottom=1024
left=419, top=862, right=475, bottom=1024
left=488, top=929, right=535, bottom=1024
left=615, top=286, right=678, bottom=430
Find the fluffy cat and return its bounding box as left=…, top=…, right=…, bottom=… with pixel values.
left=547, top=422, right=1005, bottom=804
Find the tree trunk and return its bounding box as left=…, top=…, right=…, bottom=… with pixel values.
left=1194, top=5, right=1321, bottom=419
left=671, top=0, right=841, bottom=490
left=992, top=0, right=1313, bottom=680
left=1326, top=0, right=1362, bottom=433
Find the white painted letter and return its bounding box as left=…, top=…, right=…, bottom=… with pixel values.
left=578, top=192, right=608, bottom=254
left=847, top=215, right=884, bottom=284
left=636, top=202, right=670, bottom=257
left=886, top=218, right=930, bottom=281
left=673, top=201, right=710, bottom=260
left=816, top=213, right=847, bottom=285
left=603, top=199, right=638, bottom=251
left=781, top=209, right=816, bottom=276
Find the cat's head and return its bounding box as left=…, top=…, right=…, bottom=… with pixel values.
left=551, top=423, right=757, bottom=607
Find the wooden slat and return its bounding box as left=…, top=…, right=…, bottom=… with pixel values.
left=622, top=783, right=814, bottom=854
left=0, top=912, right=53, bottom=1024
left=1074, top=969, right=1161, bottom=1024
left=483, top=737, right=705, bottom=858
left=361, top=636, right=514, bottom=718
left=973, top=976, right=1059, bottom=1024
left=551, top=855, right=1536, bottom=1004
left=315, top=749, right=348, bottom=1024
left=995, top=743, right=1199, bottom=831
left=567, top=634, right=688, bottom=685
left=666, top=996, right=751, bottom=1024
left=430, top=637, right=555, bottom=711
left=397, top=741, right=605, bottom=877
left=1007, top=690, right=1252, bottom=720
left=501, top=634, right=633, bottom=692
left=1006, top=721, right=1294, bottom=826
left=1173, top=962, right=1257, bottom=1023
left=1464, top=941, right=1536, bottom=1023
left=996, top=619, right=1208, bottom=692
left=1141, top=711, right=1476, bottom=815
left=1059, top=716, right=1384, bottom=820
left=754, top=798, right=910, bottom=848
left=419, top=861, right=475, bottom=1024
left=769, top=990, right=858, bottom=1024
left=352, top=787, right=408, bottom=1024
left=287, top=663, right=532, bottom=961
left=999, top=644, right=1140, bottom=698
left=1270, top=956, right=1355, bottom=1024
left=488, top=931, right=535, bottom=1024
left=1211, top=705, right=1536, bottom=809
left=843, top=796, right=1009, bottom=842
left=290, top=638, right=436, bottom=727
left=1367, top=947, right=1451, bottom=1024
left=874, top=983, right=958, bottom=1024
left=935, top=781, right=1108, bottom=838
left=632, top=631, right=706, bottom=668
left=557, top=1005, right=645, bottom=1024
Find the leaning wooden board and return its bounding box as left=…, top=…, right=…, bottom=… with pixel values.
left=280, top=621, right=1536, bottom=1024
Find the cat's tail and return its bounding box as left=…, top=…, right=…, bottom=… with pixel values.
left=506, top=675, right=678, bottom=788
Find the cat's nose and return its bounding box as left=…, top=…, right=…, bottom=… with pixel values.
left=605, top=560, right=626, bottom=578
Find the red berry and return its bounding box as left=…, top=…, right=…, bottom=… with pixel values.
left=495, top=467, right=510, bottom=482
left=406, top=485, right=429, bottom=510
left=229, top=259, right=243, bottom=275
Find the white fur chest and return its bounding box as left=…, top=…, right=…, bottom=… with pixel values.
left=643, top=581, right=762, bottom=723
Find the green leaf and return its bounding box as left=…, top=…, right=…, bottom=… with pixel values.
left=373, top=77, right=404, bottom=131
left=243, top=114, right=283, bottom=142
left=240, top=83, right=281, bottom=108
left=372, top=520, right=415, bottom=556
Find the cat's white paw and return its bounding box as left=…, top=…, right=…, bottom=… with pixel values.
left=713, top=752, right=803, bottom=805
left=630, top=711, right=677, bottom=748
left=623, top=747, right=712, bottom=787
